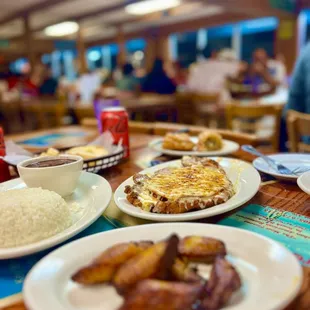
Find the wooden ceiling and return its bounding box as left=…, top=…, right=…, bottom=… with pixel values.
left=0, top=0, right=302, bottom=58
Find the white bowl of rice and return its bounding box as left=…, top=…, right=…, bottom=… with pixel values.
left=0, top=188, right=72, bottom=248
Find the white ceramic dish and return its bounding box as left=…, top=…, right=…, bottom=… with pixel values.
left=114, top=158, right=261, bottom=221
left=297, top=171, right=310, bottom=195
left=0, top=172, right=112, bottom=259
left=149, top=137, right=240, bottom=157
left=23, top=223, right=303, bottom=310
left=17, top=155, right=83, bottom=197
left=253, top=154, right=310, bottom=181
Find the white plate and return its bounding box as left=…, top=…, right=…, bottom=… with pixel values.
left=253, top=154, right=310, bottom=181
left=114, top=158, right=261, bottom=221
left=297, top=171, right=310, bottom=195
left=149, top=137, right=240, bottom=157
left=0, top=172, right=112, bottom=259
left=24, top=223, right=303, bottom=310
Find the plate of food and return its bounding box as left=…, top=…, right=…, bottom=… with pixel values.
left=5, top=132, right=124, bottom=174
left=23, top=223, right=302, bottom=310
left=149, top=131, right=240, bottom=157
left=114, top=156, right=261, bottom=221
left=0, top=169, right=112, bottom=259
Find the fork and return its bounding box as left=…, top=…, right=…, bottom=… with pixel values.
left=242, top=145, right=297, bottom=176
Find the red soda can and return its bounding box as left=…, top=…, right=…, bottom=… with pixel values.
left=0, top=127, right=11, bottom=183
left=100, top=107, right=130, bottom=158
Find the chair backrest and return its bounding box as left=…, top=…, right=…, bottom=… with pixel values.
left=225, top=102, right=283, bottom=151
left=287, top=110, right=310, bottom=152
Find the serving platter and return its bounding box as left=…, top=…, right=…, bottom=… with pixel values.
left=114, top=158, right=261, bottom=221
left=149, top=137, right=240, bottom=157
left=24, top=223, right=302, bottom=310
left=0, top=172, right=112, bottom=259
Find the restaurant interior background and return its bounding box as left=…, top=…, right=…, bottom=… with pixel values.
left=3, top=2, right=310, bottom=310
left=0, top=0, right=310, bottom=149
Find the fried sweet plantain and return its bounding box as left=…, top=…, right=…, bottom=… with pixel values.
left=179, top=236, right=226, bottom=263
left=72, top=241, right=153, bottom=285
left=119, top=279, right=204, bottom=310
left=171, top=258, right=203, bottom=283
left=199, top=256, right=242, bottom=310
left=113, top=235, right=179, bottom=293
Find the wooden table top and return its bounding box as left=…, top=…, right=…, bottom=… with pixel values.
left=2, top=128, right=310, bottom=310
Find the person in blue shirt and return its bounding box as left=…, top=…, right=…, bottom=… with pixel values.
left=280, top=43, right=310, bottom=150
left=142, top=59, right=176, bottom=94
left=285, top=43, right=310, bottom=115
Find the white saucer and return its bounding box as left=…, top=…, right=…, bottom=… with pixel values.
left=253, top=154, right=310, bottom=181
left=297, top=171, right=310, bottom=195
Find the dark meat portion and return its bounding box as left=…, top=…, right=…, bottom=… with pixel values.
left=179, top=236, right=226, bottom=263
left=171, top=258, right=203, bottom=283
left=119, top=279, right=204, bottom=310
left=199, top=256, right=242, bottom=310
left=113, top=235, right=179, bottom=293
left=71, top=241, right=153, bottom=285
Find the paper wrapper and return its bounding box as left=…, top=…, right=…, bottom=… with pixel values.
left=2, top=131, right=122, bottom=166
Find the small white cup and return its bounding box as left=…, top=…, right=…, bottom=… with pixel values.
left=17, top=155, right=83, bottom=197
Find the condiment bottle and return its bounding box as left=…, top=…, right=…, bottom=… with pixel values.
left=0, top=127, right=10, bottom=183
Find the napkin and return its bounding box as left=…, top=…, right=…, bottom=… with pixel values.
left=3, top=131, right=122, bottom=166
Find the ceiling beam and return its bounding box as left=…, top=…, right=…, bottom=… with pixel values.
left=32, top=0, right=145, bottom=32
left=87, top=11, right=253, bottom=47
left=32, top=0, right=203, bottom=31
left=206, top=0, right=296, bottom=18
left=0, top=0, right=74, bottom=26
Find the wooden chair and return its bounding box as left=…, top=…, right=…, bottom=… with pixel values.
left=22, top=99, right=67, bottom=129
left=225, top=102, right=283, bottom=151
left=74, top=105, right=95, bottom=124
left=287, top=110, right=310, bottom=152
left=191, top=92, right=220, bottom=128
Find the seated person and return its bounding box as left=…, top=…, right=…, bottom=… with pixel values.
left=116, top=63, right=140, bottom=98
left=142, top=59, right=176, bottom=94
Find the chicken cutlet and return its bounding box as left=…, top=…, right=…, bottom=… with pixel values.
left=119, top=279, right=204, bottom=310
left=125, top=157, right=234, bottom=214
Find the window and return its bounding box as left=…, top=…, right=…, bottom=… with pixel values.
left=176, top=31, right=197, bottom=67
left=203, top=24, right=233, bottom=58
left=240, top=17, right=278, bottom=63
left=126, top=38, right=146, bottom=67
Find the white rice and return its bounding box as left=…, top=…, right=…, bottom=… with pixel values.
left=0, top=188, right=72, bottom=248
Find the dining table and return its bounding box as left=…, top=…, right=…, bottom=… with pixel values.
left=1, top=126, right=310, bottom=310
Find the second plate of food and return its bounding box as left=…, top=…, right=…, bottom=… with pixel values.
left=114, top=156, right=261, bottom=221
left=24, top=223, right=302, bottom=310
left=149, top=131, right=240, bottom=157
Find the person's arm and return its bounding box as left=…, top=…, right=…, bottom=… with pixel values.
left=285, top=48, right=307, bottom=115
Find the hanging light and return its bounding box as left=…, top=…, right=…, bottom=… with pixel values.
left=125, top=0, right=181, bottom=15
left=44, top=21, right=79, bottom=37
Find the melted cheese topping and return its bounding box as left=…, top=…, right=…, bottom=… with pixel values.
left=144, top=166, right=229, bottom=202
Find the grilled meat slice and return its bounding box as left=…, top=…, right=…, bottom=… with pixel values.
left=199, top=256, right=242, bottom=310
left=119, top=279, right=204, bottom=310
